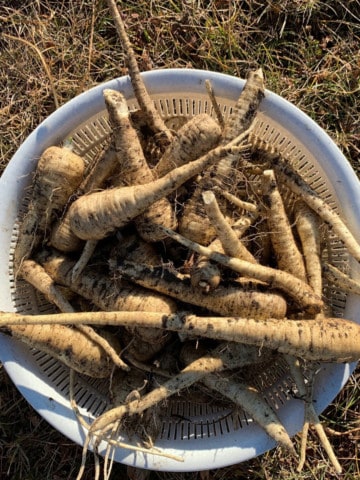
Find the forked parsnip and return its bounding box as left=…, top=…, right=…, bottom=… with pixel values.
left=181, top=343, right=295, bottom=453
left=285, top=355, right=342, bottom=474
left=87, top=342, right=271, bottom=436
left=2, top=311, right=360, bottom=363
left=190, top=214, right=256, bottom=292
left=202, top=190, right=257, bottom=263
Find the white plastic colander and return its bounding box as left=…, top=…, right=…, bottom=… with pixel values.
left=1, top=69, right=360, bottom=472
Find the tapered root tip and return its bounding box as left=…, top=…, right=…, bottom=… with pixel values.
left=103, top=89, right=129, bottom=117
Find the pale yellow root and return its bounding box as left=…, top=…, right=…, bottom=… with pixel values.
left=103, top=88, right=177, bottom=242
left=14, top=146, right=85, bottom=270
left=8, top=323, right=118, bottom=378
left=154, top=113, right=222, bottom=178
left=178, top=69, right=264, bottom=245
left=274, top=153, right=360, bottom=263
left=261, top=169, right=307, bottom=282
left=70, top=370, right=182, bottom=480
left=213, top=185, right=258, bottom=215
left=294, top=201, right=322, bottom=297
left=202, top=190, right=257, bottom=263
left=323, top=262, right=360, bottom=296
left=221, top=68, right=264, bottom=142
left=180, top=343, right=294, bottom=452
left=3, top=311, right=360, bottom=363
left=38, top=249, right=175, bottom=361
left=71, top=239, right=98, bottom=283
left=160, top=226, right=323, bottom=314
left=205, top=374, right=295, bottom=453
left=204, top=79, right=225, bottom=128
left=190, top=214, right=256, bottom=292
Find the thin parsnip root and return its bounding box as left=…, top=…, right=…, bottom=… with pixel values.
left=190, top=214, right=256, bottom=292
left=285, top=355, right=342, bottom=473
left=323, top=262, right=360, bottom=296
left=2, top=311, right=360, bottom=363
left=202, top=190, right=257, bottom=263
left=106, top=0, right=172, bottom=146
left=261, top=169, right=307, bottom=281
left=250, top=135, right=360, bottom=263
left=202, top=372, right=296, bottom=453
left=294, top=201, right=322, bottom=297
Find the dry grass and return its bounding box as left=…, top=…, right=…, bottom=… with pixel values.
left=1, top=0, right=360, bottom=478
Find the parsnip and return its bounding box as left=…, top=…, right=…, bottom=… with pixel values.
left=88, top=342, right=269, bottom=436
left=3, top=311, right=360, bottom=363
left=285, top=355, right=342, bottom=473
left=38, top=249, right=175, bottom=360
left=161, top=226, right=323, bottom=314
left=115, top=260, right=287, bottom=319
left=154, top=113, right=221, bottom=177
left=14, top=146, right=85, bottom=271
left=250, top=136, right=360, bottom=263
left=294, top=202, right=322, bottom=297
left=106, top=0, right=172, bottom=146
left=20, top=258, right=129, bottom=371
left=181, top=343, right=294, bottom=453
left=103, top=88, right=177, bottom=242
left=323, top=262, right=360, bottom=296
left=261, top=169, right=307, bottom=281
left=202, top=190, right=257, bottom=263
left=7, top=323, right=118, bottom=378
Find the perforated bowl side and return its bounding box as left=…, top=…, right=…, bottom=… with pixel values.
left=1, top=69, right=360, bottom=472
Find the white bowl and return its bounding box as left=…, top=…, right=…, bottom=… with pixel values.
left=1, top=69, right=360, bottom=472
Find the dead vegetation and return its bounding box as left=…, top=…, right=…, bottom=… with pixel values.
left=1, top=1, right=360, bottom=479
